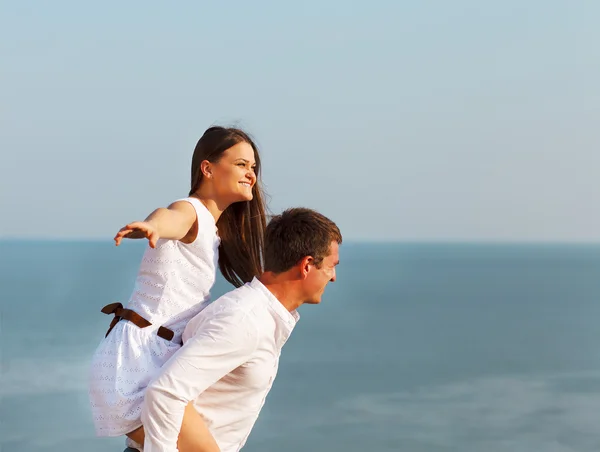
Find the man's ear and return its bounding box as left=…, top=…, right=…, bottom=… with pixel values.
left=298, top=256, right=313, bottom=279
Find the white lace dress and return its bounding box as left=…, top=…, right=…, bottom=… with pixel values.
left=88, top=197, right=220, bottom=437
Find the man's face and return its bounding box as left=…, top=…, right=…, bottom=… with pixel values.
left=303, top=241, right=340, bottom=304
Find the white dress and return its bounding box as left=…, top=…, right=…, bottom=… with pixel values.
left=88, top=197, right=220, bottom=437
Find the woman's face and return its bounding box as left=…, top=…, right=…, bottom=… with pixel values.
left=208, top=141, right=257, bottom=203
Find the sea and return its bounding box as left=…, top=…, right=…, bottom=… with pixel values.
left=2, top=240, right=600, bottom=452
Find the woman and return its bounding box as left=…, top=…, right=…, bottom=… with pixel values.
left=89, top=126, right=267, bottom=451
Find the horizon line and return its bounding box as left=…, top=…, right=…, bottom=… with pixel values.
left=2, top=237, right=600, bottom=246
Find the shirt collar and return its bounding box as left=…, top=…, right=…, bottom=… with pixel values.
left=249, top=277, right=300, bottom=327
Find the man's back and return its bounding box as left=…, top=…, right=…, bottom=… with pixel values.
left=143, top=278, right=299, bottom=452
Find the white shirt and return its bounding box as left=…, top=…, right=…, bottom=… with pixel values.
left=141, top=278, right=299, bottom=452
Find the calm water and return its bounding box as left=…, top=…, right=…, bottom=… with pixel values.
left=2, top=241, right=600, bottom=451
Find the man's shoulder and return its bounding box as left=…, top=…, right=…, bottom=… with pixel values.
left=213, top=282, right=261, bottom=311
left=183, top=282, right=268, bottom=341
left=199, top=282, right=268, bottom=325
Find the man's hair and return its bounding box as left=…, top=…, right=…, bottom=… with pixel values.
left=264, top=207, right=342, bottom=273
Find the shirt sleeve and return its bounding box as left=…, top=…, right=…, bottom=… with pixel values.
left=141, top=308, right=259, bottom=452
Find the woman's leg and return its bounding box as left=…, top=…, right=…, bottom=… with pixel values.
left=126, top=426, right=144, bottom=447
left=126, top=402, right=220, bottom=452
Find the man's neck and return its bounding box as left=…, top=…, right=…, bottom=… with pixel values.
left=258, top=272, right=304, bottom=312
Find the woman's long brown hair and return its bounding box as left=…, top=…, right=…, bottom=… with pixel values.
left=189, top=126, right=267, bottom=287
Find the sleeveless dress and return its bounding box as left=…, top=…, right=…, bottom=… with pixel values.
left=88, top=197, right=220, bottom=436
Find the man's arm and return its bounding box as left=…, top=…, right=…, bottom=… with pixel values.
left=141, top=309, right=259, bottom=452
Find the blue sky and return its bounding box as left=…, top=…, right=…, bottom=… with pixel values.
left=1, top=1, right=598, bottom=241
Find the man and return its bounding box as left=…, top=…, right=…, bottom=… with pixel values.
left=140, top=207, right=342, bottom=452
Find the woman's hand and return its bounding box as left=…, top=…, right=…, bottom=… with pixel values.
left=114, top=221, right=160, bottom=248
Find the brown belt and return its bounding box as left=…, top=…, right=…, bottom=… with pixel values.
left=101, top=302, right=176, bottom=342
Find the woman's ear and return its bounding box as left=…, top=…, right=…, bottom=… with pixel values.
left=200, top=160, right=213, bottom=178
